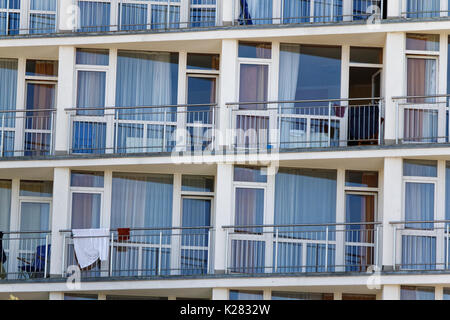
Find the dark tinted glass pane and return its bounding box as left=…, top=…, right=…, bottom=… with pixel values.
left=26, top=60, right=58, bottom=76
left=350, top=47, right=382, bottom=64
left=238, top=42, right=271, bottom=59
left=182, top=175, right=214, bottom=192
left=187, top=53, right=220, bottom=70
left=20, top=180, right=53, bottom=197
left=345, top=171, right=378, bottom=188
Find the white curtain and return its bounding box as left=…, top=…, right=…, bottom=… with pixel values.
left=120, top=3, right=147, bottom=30
left=239, top=0, right=273, bottom=25
left=405, top=182, right=434, bottom=229
left=279, top=44, right=302, bottom=148
left=78, top=0, right=111, bottom=31
left=0, top=180, right=11, bottom=232
left=314, top=0, right=343, bottom=22
left=283, top=0, right=310, bottom=23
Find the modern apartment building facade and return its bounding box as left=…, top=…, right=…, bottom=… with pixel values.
left=1, top=0, right=450, bottom=300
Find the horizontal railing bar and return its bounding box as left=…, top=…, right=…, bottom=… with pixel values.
left=1, top=230, right=51, bottom=234
left=0, top=109, right=56, bottom=114
left=390, top=220, right=450, bottom=225
left=65, top=104, right=218, bottom=112
left=226, top=97, right=383, bottom=106
left=393, top=94, right=450, bottom=100
left=223, top=222, right=382, bottom=229
left=60, top=226, right=214, bottom=233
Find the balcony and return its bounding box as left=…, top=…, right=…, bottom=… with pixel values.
left=228, top=98, right=384, bottom=151
left=0, top=231, right=51, bottom=280
left=66, top=104, right=216, bottom=155
left=392, top=220, right=450, bottom=271
left=0, top=110, right=56, bottom=158
left=223, top=222, right=381, bottom=274
left=394, top=95, right=449, bottom=144
left=60, top=227, right=213, bottom=278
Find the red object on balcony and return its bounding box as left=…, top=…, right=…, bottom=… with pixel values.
left=117, top=228, right=130, bottom=242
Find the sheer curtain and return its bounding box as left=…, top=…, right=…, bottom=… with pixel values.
left=119, top=3, right=147, bottom=30
left=406, top=58, right=437, bottom=142
left=29, top=0, right=56, bottom=34
left=0, top=59, right=17, bottom=156
left=274, top=168, right=337, bottom=272
left=78, top=0, right=111, bottom=32
left=0, top=180, right=11, bottom=232
left=239, top=0, right=273, bottom=25
left=283, top=0, right=310, bottom=23
left=279, top=44, right=301, bottom=148
left=407, top=0, right=440, bottom=18
left=71, top=193, right=101, bottom=229
left=314, top=0, right=343, bottom=22
left=115, top=50, right=178, bottom=152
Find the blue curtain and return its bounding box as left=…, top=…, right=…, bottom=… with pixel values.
left=78, top=1, right=111, bottom=32
left=405, top=182, right=435, bottom=229
left=401, top=286, right=435, bottom=300
left=151, top=4, right=180, bottom=29
left=407, top=0, right=440, bottom=18
left=239, top=0, right=272, bottom=25
left=0, top=59, right=17, bottom=156
left=181, top=198, right=211, bottom=274
left=29, top=0, right=56, bottom=34
left=314, top=0, right=343, bottom=22
left=120, top=3, right=147, bottom=31
left=353, top=0, right=382, bottom=20
left=283, top=0, right=310, bottom=23
left=115, top=50, right=178, bottom=153
left=401, top=236, right=436, bottom=270
left=0, top=0, right=19, bottom=35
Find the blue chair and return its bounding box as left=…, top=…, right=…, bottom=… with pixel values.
left=18, top=244, right=51, bottom=279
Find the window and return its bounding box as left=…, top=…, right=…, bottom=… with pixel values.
left=405, top=0, right=441, bottom=18
left=77, top=0, right=111, bottom=32
left=229, top=290, right=263, bottom=300
left=118, top=0, right=181, bottom=30
left=350, top=47, right=383, bottom=64
left=345, top=171, right=378, bottom=188
left=272, top=291, right=333, bottom=300
left=26, top=60, right=58, bottom=77
left=404, top=159, right=438, bottom=177
left=234, top=166, right=267, bottom=183
left=404, top=35, right=439, bottom=143
left=29, top=0, right=57, bottom=34
left=20, top=181, right=53, bottom=197
left=64, top=293, right=98, bottom=300
left=190, top=0, right=216, bottom=27
left=444, top=288, right=450, bottom=300
left=187, top=53, right=219, bottom=71
left=0, top=58, right=17, bottom=157
left=182, top=175, right=214, bottom=192
left=0, top=180, right=11, bottom=232
left=70, top=171, right=104, bottom=229
left=0, top=0, right=20, bottom=35
left=278, top=44, right=341, bottom=148
left=115, top=50, right=179, bottom=153
left=274, top=168, right=337, bottom=272
left=401, top=286, right=435, bottom=300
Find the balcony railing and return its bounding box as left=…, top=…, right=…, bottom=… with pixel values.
left=400, top=0, right=450, bottom=19
left=61, top=227, right=214, bottom=279
left=0, top=231, right=51, bottom=280
left=394, top=94, right=449, bottom=144
left=0, top=0, right=218, bottom=38
left=0, top=109, right=56, bottom=158
left=233, top=0, right=384, bottom=26
left=228, top=98, right=384, bottom=151
left=391, top=220, right=450, bottom=271
left=223, top=222, right=381, bottom=275
left=66, top=104, right=216, bottom=155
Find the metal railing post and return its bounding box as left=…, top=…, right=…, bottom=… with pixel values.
left=163, top=108, right=167, bottom=152
left=158, top=231, right=163, bottom=275
left=225, top=228, right=229, bottom=274
left=0, top=114, right=4, bottom=157
left=328, top=102, right=332, bottom=147
left=447, top=224, right=449, bottom=270
left=114, top=111, right=119, bottom=153
left=274, top=228, right=279, bottom=273
left=395, top=99, right=399, bottom=144
left=61, top=234, right=66, bottom=277
left=44, top=234, right=49, bottom=278
left=374, top=225, right=379, bottom=268
left=392, top=225, right=397, bottom=271
left=206, top=229, right=211, bottom=274
left=109, top=232, right=114, bottom=277
left=325, top=226, right=329, bottom=272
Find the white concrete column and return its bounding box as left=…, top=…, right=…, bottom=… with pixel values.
left=382, top=285, right=401, bottom=300
left=221, top=0, right=233, bottom=25
left=436, top=286, right=444, bottom=300
left=387, top=0, right=401, bottom=18
left=50, top=168, right=71, bottom=277
left=218, top=40, right=238, bottom=150
left=438, top=33, right=448, bottom=142
left=335, top=168, right=346, bottom=271
left=55, top=46, right=76, bottom=155
left=58, top=0, right=77, bottom=32
left=214, top=163, right=233, bottom=273
left=382, top=157, right=403, bottom=270
left=168, top=296, right=177, bottom=300
left=333, top=292, right=342, bottom=300
left=384, top=32, right=405, bottom=144
left=49, top=292, right=64, bottom=300
left=212, top=288, right=228, bottom=300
